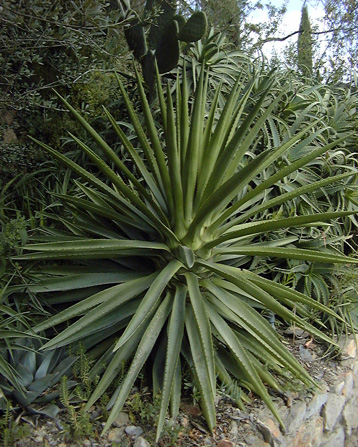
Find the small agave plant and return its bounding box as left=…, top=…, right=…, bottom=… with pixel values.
left=18, top=65, right=358, bottom=440
left=0, top=339, right=76, bottom=412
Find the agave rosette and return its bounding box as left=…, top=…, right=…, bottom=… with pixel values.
left=17, top=65, right=358, bottom=440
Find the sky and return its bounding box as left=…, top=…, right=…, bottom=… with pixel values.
left=249, top=0, right=326, bottom=57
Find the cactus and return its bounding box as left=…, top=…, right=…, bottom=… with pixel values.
left=178, top=11, right=207, bottom=42
left=120, top=0, right=207, bottom=88
left=156, top=19, right=180, bottom=74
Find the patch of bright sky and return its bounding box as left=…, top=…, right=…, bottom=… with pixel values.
left=249, top=0, right=325, bottom=57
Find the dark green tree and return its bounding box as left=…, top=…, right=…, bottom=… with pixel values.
left=297, top=5, right=313, bottom=77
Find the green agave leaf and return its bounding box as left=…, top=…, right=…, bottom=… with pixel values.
left=199, top=261, right=336, bottom=345
left=113, top=260, right=183, bottom=351
left=156, top=284, right=186, bottom=441
left=206, top=211, right=355, bottom=249
left=68, top=133, right=175, bottom=240
left=28, top=137, right=153, bottom=228
left=102, top=293, right=172, bottom=434
left=185, top=150, right=273, bottom=247
left=102, top=107, right=167, bottom=213
left=0, top=356, right=25, bottom=393
left=229, top=172, right=356, bottom=228
left=16, top=239, right=169, bottom=261
left=185, top=274, right=216, bottom=397
left=183, top=67, right=206, bottom=223
left=165, top=81, right=185, bottom=236
left=133, top=67, right=173, bottom=213
left=114, top=73, right=162, bottom=193
left=215, top=246, right=358, bottom=265
left=214, top=353, right=246, bottom=408
left=28, top=272, right=142, bottom=293
left=85, top=322, right=148, bottom=410
left=212, top=136, right=347, bottom=232
left=207, top=305, right=284, bottom=429
left=53, top=90, right=137, bottom=182
left=240, top=270, right=344, bottom=325
left=206, top=287, right=314, bottom=386
left=184, top=306, right=216, bottom=431
left=170, top=359, right=182, bottom=418
left=34, top=274, right=157, bottom=345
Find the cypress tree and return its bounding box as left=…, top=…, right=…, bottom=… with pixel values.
left=297, top=5, right=313, bottom=77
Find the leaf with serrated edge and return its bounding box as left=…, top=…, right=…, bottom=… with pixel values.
left=185, top=306, right=216, bottom=431
left=102, top=293, right=172, bottom=434
left=156, top=284, right=186, bottom=441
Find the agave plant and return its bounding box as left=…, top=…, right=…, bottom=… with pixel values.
left=0, top=338, right=76, bottom=413
left=16, top=65, right=358, bottom=441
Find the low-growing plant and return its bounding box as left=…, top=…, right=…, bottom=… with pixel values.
left=17, top=64, right=358, bottom=442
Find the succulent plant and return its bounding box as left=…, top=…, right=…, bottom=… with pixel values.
left=0, top=339, right=76, bottom=411
left=122, top=0, right=207, bottom=88
left=20, top=64, right=358, bottom=441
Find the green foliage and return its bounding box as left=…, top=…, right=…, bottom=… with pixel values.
left=0, top=400, right=30, bottom=447
left=297, top=6, right=313, bottom=77
left=18, top=64, right=358, bottom=442
left=60, top=375, right=94, bottom=440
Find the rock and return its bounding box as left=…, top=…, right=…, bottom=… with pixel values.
left=229, top=420, right=239, bottom=437
left=108, top=427, right=125, bottom=443
left=2, top=110, right=16, bottom=125
left=305, top=391, right=328, bottom=420
left=320, top=424, right=345, bottom=447
left=181, top=404, right=202, bottom=416
left=113, top=411, right=130, bottom=427
left=180, top=416, right=189, bottom=427
left=334, top=381, right=346, bottom=395
left=83, top=440, right=91, bottom=447
left=217, top=440, right=234, bottom=447
left=343, top=396, right=358, bottom=436
left=257, top=418, right=281, bottom=439
left=299, top=345, right=315, bottom=362
left=3, top=128, right=17, bottom=144
left=284, top=327, right=310, bottom=338
left=133, top=436, right=150, bottom=447
left=256, top=418, right=281, bottom=446
left=322, top=393, right=346, bottom=431
left=290, top=415, right=323, bottom=447
left=125, top=425, right=144, bottom=437
left=34, top=435, right=44, bottom=443
left=285, top=400, right=307, bottom=433
left=339, top=335, right=358, bottom=358
left=245, top=434, right=266, bottom=446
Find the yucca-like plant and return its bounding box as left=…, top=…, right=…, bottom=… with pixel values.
left=17, top=66, right=358, bottom=441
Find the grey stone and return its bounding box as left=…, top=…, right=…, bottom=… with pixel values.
left=320, top=425, right=345, bottom=447
left=108, top=427, right=125, bottom=443
left=133, top=437, right=150, bottom=447
left=305, top=391, right=328, bottom=420
left=343, top=396, right=358, bottom=436
left=345, top=372, right=354, bottom=398
left=290, top=415, right=323, bottom=447
left=83, top=440, right=91, bottom=447
left=322, top=393, right=346, bottom=431
left=285, top=400, right=307, bottom=433
left=125, top=425, right=144, bottom=437
left=113, top=411, right=130, bottom=428
left=229, top=420, right=239, bottom=437
left=334, top=381, right=345, bottom=395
